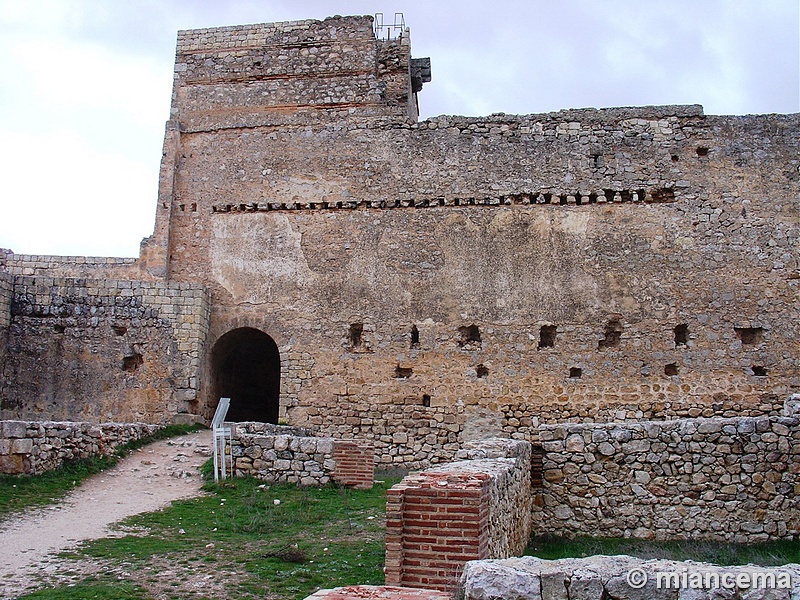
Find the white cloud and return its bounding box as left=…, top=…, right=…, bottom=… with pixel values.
left=0, top=129, right=155, bottom=256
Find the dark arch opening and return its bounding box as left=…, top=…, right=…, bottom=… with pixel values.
left=210, top=327, right=280, bottom=423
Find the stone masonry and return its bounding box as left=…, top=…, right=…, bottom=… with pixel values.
left=229, top=421, right=374, bottom=488
left=1, top=277, right=210, bottom=423
left=460, top=556, right=800, bottom=600
left=385, top=437, right=533, bottom=591
left=533, top=412, right=800, bottom=544
left=380, top=401, right=799, bottom=592
left=0, top=270, right=11, bottom=366
left=0, top=15, right=796, bottom=471
left=0, top=420, right=162, bottom=475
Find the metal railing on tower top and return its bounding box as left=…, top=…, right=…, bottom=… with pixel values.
left=374, top=13, right=405, bottom=40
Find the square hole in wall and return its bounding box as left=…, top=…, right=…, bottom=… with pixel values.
left=598, top=319, right=623, bottom=350
left=664, top=363, right=679, bottom=376
left=538, top=325, right=557, bottom=349
left=734, top=326, right=763, bottom=345
left=475, top=364, right=489, bottom=378
left=394, top=365, right=413, bottom=378
left=421, top=393, right=431, bottom=407
left=410, top=324, right=420, bottom=348
left=122, top=353, right=143, bottom=372
left=458, top=324, right=481, bottom=346
left=530, top=446, right=544, bottom=489
left=348, top=323, right=363, bottom=349
left=569, top=367, right=582, bottom=379
left=674, top=324, right=688, bottom=347
left=751, top=366, right=767, bottom=377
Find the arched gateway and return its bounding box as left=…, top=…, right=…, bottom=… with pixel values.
left=210, top=327, right=280, bottom=423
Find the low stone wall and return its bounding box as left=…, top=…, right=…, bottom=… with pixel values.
left=230, top=424, right=374, bottom=488
left=534, top=413, right=800, bottom=543
left=460, top=556, right=800, bottom=599
left=0, top=420, right=163, bottom=475
left=384, top=438, right=532, bottom=592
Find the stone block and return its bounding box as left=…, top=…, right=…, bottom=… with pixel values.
left=0, top=454, right=25, bottom=474
left=10, top=438, right=33, bottom=454
left=1, top=421, right=27, bottom=438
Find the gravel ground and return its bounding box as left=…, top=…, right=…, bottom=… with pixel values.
left=0, top=429, right=212, bottom=599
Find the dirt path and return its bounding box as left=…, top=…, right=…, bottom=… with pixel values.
left=0, top=429, right=212, bottom=599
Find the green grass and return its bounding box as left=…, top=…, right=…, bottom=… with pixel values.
left=0, top=424, right=203, bottom=520
left=526, top=535, right=800, bottom=567
left=22, top=475, right=398, bottom=600
left=17, top=580, right=148, bottom=600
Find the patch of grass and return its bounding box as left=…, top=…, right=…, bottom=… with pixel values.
left=44, top=476, right=398, bottom=600
left=526, top=535, right=800, bottom=567
left=17, top=580, right=148, bottom=600
left=0, top=424, right=203, bottom=520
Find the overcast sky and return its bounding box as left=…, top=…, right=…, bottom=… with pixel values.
left=0, top=0, right=797, bottom=258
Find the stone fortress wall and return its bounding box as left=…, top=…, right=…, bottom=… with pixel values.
left=1, top=252, right=143, bottom=281
left=156, top=15, right=798, bottom=467
left=0, top=276, right=210, bottom=424
left=0, top=15, right=797, bottom=472
left=1, top=17, right=797, bottom=597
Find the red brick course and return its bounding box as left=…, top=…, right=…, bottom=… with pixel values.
left=332, top=439, right=374, bottom=489
left=385, top=471, right=491, bottom=592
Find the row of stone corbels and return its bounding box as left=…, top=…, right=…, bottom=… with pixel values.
left=210, top=185, right=677, bottom=214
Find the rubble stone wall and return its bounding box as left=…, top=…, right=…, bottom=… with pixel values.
left=0, top=420, right=162, bottom=474
left=534, top=414, right=800, bottom=543
left=229, top=423, right=374, bottom=488
left=1, top=277, right=211, bottom=423
left=1, top=16, right=798, bottom=467
left=385, top=438, right=532, bottom=591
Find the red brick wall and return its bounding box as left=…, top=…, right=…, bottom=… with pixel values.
left=331, top=439, right=374, bottom=489
left=385, top=472, right=491, bottom=591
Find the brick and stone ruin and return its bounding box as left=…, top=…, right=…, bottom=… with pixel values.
left=0, top=14, right=798, bottom=598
